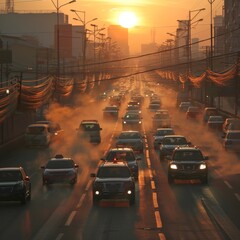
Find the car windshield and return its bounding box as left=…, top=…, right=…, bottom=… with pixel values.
left=105, top=151, right=135, bottom=162
left=118, top=132, right=141, bottom=139
left=162, top=137, right=187, bottom=145
left=0, top=170, right=23, bottom=182
left=173, top=151, right=203, bottom=161
left=81, top=123, right=100, bottom=131
left=105, top=107, right=118, bottom=111
left=156, top=130, right=174, bottom=136
left=209, top=116, right=223, bottom=121
left=149, top=104, right=160, bottom=109
left=46, top=160, right=74, bottom=169
left=27, top=126, right=46, bottom=134
left=154, top=114, right=169, bottom=119
left=97, top=167, right=131, bottom=178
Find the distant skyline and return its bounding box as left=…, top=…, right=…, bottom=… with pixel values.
left=0, top=0, right=224, bottom=53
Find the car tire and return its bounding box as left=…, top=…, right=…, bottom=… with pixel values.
left=93, top=196, right=100, bottom=206
left=129, top=194, right=135, bottom=205
left=168, top=175, right=174, bottom=184
left=20, top=192, right=27, bottom=204
left=159, top=152, right=164, bottom=161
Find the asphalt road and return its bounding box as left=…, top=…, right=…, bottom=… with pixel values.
left=0, top=73, right=239, bottom=240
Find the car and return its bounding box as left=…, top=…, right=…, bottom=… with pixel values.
left=153, top=128, right=175, bottom=149
left=148, top=102, right=161, bottom=112
left=24, top=123, right=51, bottom=147
left=76, top=120, right=102, bottom=144
left=101, top=148, right=141, bottom=179
left=0, top=167, right=31, bottom=204
left=152, top=110, right=171, bottom=128
left=207, top=115, right=224, bottom=130
left=186, top=106, right=201, bottom=119
left=222, top=130, right=240, bottom=151
left=202, top=107, right=218, bottom=123
left=178, top=102, right=191, bottom=112
left=122, top=112, right=143, bottom=131
left=222, top=118, right=240, bottom=134
left=159, top=135, right=191, bottom=160
left=41, top=154, right=79, bottom=186
left=167, top=146, right=208, bottom=184
left=115, top=130, right=144, bottom=153
left=109, top=95, right=122, bottom=107
left=126, top=105, right=141, bottom=114
left=36, top=120, right=64, bottom=141
left=90, top=160, right=135, bottom=205
left=102, top=105, right=119, bottom=120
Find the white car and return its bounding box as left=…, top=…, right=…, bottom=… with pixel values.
left=24, top=123, right=51, bottom=147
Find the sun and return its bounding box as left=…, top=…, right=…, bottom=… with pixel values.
left=118, top=11, right=137, bottom=28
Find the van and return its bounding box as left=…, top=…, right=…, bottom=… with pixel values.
left=25, top=123, right=51, bottom=147
left=76, top=120, right=102, bottom=144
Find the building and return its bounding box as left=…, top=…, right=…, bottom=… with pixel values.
left=224, top=0, right=240, bottom=62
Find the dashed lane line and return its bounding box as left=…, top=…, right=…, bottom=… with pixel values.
left=153, top=192, right=159, bottom=208
left=224, top=180, right=233, bottom=189
left=55, top=233, right=64, bottom=240
left=154, top=211, right=162, bottom=228
left=77, top=193, right=86, bottom=208
left=65, top=211, right=77, bottom=226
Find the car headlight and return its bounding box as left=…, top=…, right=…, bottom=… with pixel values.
left=123, top=121, right=126, bottom=124
left=170, top=164, right=177, bottom=169
left=199, top=164, right=207, bottom=170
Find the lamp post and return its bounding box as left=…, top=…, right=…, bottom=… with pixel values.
left=178, top=8, right=205, bottom=73
left=208, top=0, right=215, bottom=70
left=71, top=10, right=97, bottom=68
left=51, top=0, right=76, bottom=81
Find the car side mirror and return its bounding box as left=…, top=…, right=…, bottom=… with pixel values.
left=100, top=157, right=105, bottom=161
left=25, top=176, right=30, bottom=181
left=204, top=156, right=209, bottom=160
left=90, top=173, right=96, bottom=178
left=74, top=164, right=79, bottom=168
left=136, top=157, right=142, bottom=161
left=41, top=166, right=45, bottom=169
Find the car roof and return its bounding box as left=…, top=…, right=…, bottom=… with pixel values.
left=0, top=167, right=23, bottom=171
left=156, top=128, right=173, bottom=131
left=81, top=120, right=99, bottom=124
left=28, top=123, right=49, bottom=127
left=100, top=161, right=128, bottom=167
left=108, top=147, right=134, bottom=152
left=163, top=135, right=185, bottom=138
left=120, top=130, right=141, bottom=134
left=174, top=146, right=201, bottom=151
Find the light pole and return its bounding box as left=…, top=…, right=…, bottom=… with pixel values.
left=71, top=9, right=97, bottom=68
left=178, top=8, right=205, bottom=73
left=51, top=0, right=76, bottom=81
left=208, top=0, right=215, bottom=70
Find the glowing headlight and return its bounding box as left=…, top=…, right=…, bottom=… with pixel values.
left=170, top=164, right=177, bottom=169
left=95, top=190, right=100, bottom=195
left=123, top=121, right=126, bottom=124
left=200, top=164, right=207, bottom=170
left=127, top=190, right=132, bottom=195
left=138, top=121, right=142, bottom=124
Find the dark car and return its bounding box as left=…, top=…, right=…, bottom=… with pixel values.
left=90, top=161, right=135, bottom=205
left=76, top=120, right=102, bottom=143
left=115, top=130, right=144, bottom=153
left=202, top=107, right=218, bottom=123
left=168, top=146, right=208, bottom=184
left=186, top=106, right=201, bottom=119
left=101, top=148, right=141, bottom=180
left=222, top=130, right=240, bottom=152
left=153, top=128, right=175, bottom=149
left=102, top=105, right=119, bottom=120
left=159, top=135, right=191, bottom=160
left=207, top=115, right=224, bottom=131
left=122, top=112, right=143, bottom=131
left=36, top=120, right=64, bottom=141
left=0, top=167, right=31, bottom=204
left=178, top=102, right=191, bottom=112
left=152, top=110, right=171, bottom=128
left=41, top=154, right=79, bottom=186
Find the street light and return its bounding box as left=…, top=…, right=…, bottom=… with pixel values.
left=50, top=0, right=76, bottom=81
left=208, top=0, right=215, bottom=70
left=177, top=8, right=205, bottom=73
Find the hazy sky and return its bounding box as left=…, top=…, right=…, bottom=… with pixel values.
left=1, top=0, right=224, bottom=53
